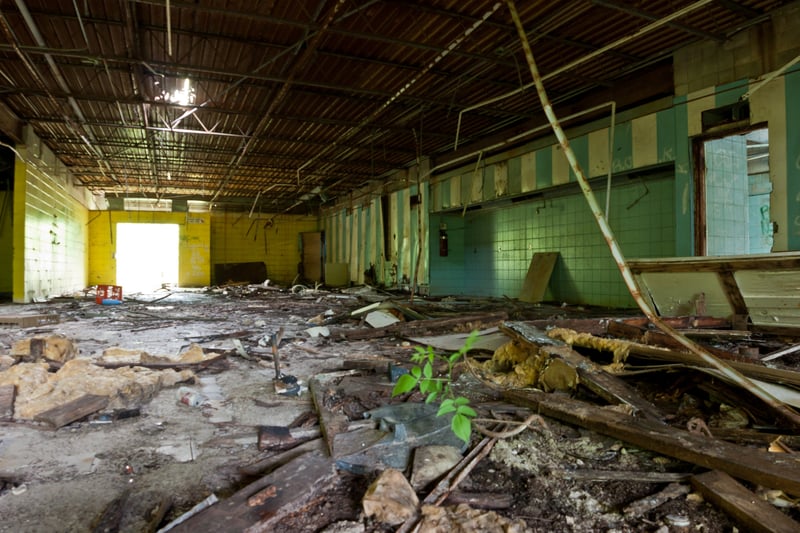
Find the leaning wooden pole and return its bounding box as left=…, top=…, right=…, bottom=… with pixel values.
left=505, top=0, right=800, bottom=429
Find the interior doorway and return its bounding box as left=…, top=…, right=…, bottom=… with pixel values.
left=116, top=223, right=179, bottom=292
left=695, top=127, right=773, bottom=256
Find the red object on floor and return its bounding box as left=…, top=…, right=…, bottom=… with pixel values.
left=95, top=285, right=123, bottom=304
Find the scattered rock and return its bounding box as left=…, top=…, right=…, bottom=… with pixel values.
left=362, top=468, right=419, bottom=525
left=417, top=503, right=531, bottom=532
left=410, top=445, right=463, bottom=491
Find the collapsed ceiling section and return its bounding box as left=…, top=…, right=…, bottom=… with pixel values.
left=0, top=0, right=789, bottom=212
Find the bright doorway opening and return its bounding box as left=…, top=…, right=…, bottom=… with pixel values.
left=116, top=223, right=179, bottom=293
left=696, top=127, right=773, bottom=256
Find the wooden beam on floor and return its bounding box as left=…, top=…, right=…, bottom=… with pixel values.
left=690, top=470, right=800, bottom=533
left=505, top=388, right=800, bottom=496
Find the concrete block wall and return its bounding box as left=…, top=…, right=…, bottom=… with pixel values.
left=88, top=211, right=211, bottom=288
left=210, top=212, right=318, bottom=284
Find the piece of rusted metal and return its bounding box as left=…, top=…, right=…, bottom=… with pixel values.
left=505, top=0, right=800, bottom=429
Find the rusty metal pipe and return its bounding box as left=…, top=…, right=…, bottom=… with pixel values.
left=506, top=0, right=800, bottom=429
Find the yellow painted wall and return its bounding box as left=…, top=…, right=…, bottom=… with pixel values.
left=88, top=211, right=211, bottom=287
left=0, top=191, right=13, bottom=295
left=210, top=212, right=317, bottom=284
left=12, top=155, right=26, bottom=301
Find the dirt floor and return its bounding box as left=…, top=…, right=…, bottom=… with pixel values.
left=0, top=287, right=797, bottom=532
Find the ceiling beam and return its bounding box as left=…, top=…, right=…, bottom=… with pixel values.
left=591, top=0, right=726, bottom=42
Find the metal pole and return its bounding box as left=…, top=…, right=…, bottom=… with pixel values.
left=506, top=0, right=800, bottom=429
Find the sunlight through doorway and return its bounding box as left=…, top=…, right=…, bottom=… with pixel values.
left=116, top=223, right=179, bottom=293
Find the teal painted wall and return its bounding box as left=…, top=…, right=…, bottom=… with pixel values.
left=430, top=176, right=675, bottom=306
left=324, top=21, right=800, bottom=306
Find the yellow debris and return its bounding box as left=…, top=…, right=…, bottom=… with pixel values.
left=547, top=327, right=632, bottom=364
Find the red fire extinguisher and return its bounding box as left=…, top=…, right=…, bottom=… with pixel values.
left=439, top=225, right=448, bottom=257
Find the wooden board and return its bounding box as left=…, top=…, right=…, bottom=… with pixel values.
left=33, top=394, right=109, bottom=428
left=309, top=374, right=352, bottom=455
left=519, top=252, right=559, bottom=303
left=628, top=252, right=800, bottom=329
left=505, top=388, right=800, bottom=496
left=171, top=449, right=336, bottom=533
left=691, top=470, right=800, bottom=533
left=301, top=231, right=324, bottom=283
left=0, top=384, right=15, bottom=421
left=0, top=314, right=60, bottom=327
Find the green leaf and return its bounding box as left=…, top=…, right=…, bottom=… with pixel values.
left=423, top=362, right=433, bottom=379
left=452, top=413, right=472, bottom=443
left=437, top=399, right=456, bottom=416
left=392, top=373, right=418, bottom=396
left=425, top=391, right=438, bottom=403
left=453, top=396, right=470, bottom=406
left=411, top=366, right=422, bottom=379
left=456, top=405, right=477, bottom=418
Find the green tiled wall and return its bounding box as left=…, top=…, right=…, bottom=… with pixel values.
left=430, top=177, right=675, bottom=307
left=704, top=136, right=749, bottom=255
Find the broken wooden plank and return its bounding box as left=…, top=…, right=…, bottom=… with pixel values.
left=550, top=345, right=665, bottom=421
left=170, top=449, right=336, bottom=533
left=331, top=312, right=508, bottom=341
left=91, top=489, right=130, bottom=533
left=92, top=488, right=172, bottom=533
left=0, top=384, right=15, bottom=421
left=557, top=469, right=691, bottom=483
left=518, top=251, right=559, bottom=303
left=609, top=320, right=751, bottom=363
left=622, top=482, right=690, bottom=518
left=257, top=425, right=320, bottom=451
left=501, top=324, right=665, bottom=422
left=239, top=438, right=327, bottom=477
left=548, top=328, right=800, bottom=389
left=690, top=470, right=800, bottom=533
left=505, top=388, right=800, bottom=496
left=500, top=322, right=664, bottom=421
left=93, top=353, right=228, bottom=371
left=34, top=394, right=109, bottom=428
left=620, top=316, right=731, bottom=329
left=0, top=314, right=60, bottom=327
left=443, top=491, right=513, bottom=510
left=761, top=343, right=800, bottom=362
left=641, top=329, right=754, bottom=363
left=309, top=372, right=354, bottom=455
left=407, top=328, right=508, bottom=354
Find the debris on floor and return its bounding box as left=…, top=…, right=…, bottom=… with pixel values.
left=1, top=283, right=800, bottom=532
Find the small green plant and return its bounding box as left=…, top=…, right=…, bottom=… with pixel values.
left=392, top=330, right=480, bottom=443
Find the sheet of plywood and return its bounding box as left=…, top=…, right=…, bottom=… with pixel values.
left=629, top=253, right=800, bottom=330
left=735, top=270, right=800, bottom=327
left=635, top=271, right=733, bottom=318
left=301, top=231, right=323, bottom=283
left=519, top=252, right=559, bottom=303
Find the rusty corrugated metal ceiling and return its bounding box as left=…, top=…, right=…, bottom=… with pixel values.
left=0, top=0, right=790, bottom=212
